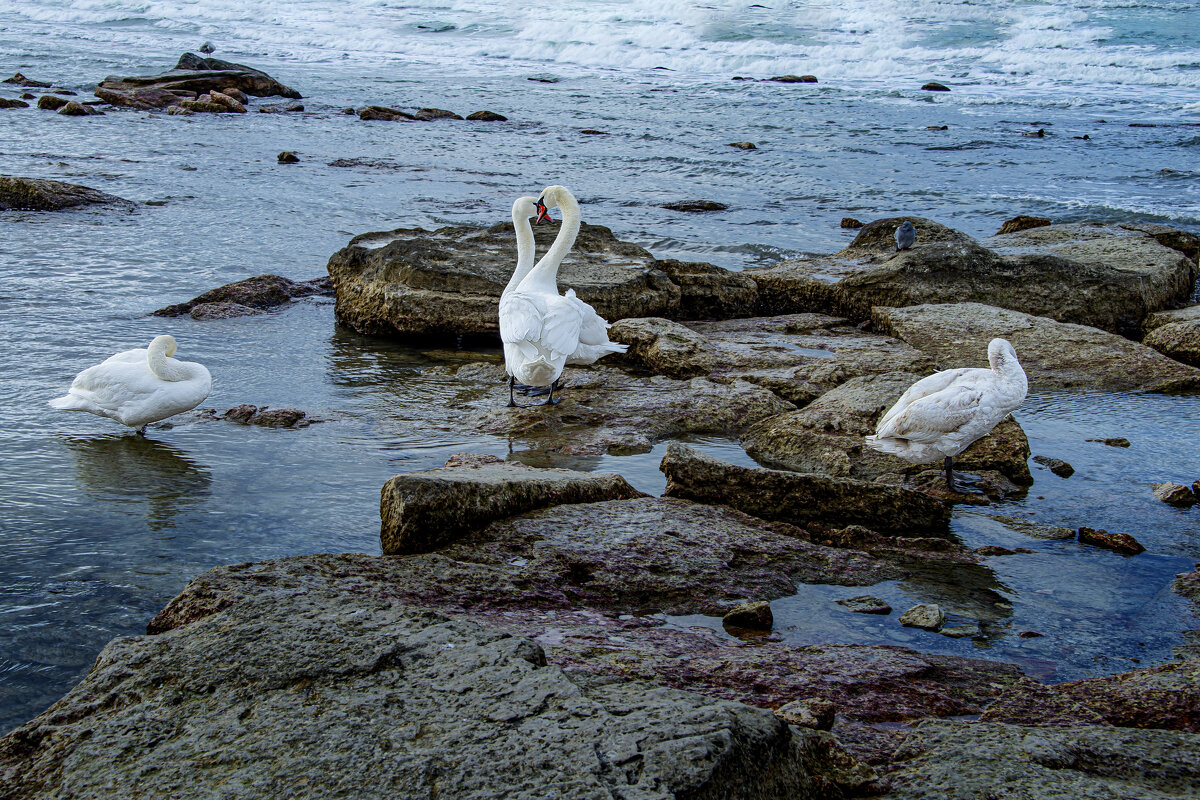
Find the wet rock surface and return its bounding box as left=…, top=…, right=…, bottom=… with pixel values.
left=1152, top=482, right=1198, bottom=506
left=1032, top=454, right=1075, bottom=478
left=898, top=604, right=945, bottom=631
left=741, top=371, right=1032, bottom=490
left=95, top=52, right=300, bottom=109
left=836, top=595, right=893, bottom=614
left=451, top=360, right=794, bottom=456
left=872, top=302, right=1200, bottom=392
left=661, top=442, right=951, bottom=534
left=220, top=404, right=315, bottom=429
left=327, top=221, right=682, bottom=339
left=153, top=273, right=332, bottom=318
left=1077, top=526, right=1146, bottom=555
left=1143, top=315, right=1200, bottom=367
left=379, top=453, right=643, bottom=555
left=996, top=214, right=1051, bottom=234
left=0, top=176, right=132, bottom=212
left=0, top=590, right=824, bottom=799
left=611, top=314, right=935, bottom=406
left=886, top=719, right=1200, bottom=799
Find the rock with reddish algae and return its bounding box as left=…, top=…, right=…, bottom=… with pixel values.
left=776, top=698, right=836, bottom=731
left=886, top=719, right=1200, bottom=800
left=1078, top=526, right=1146, bottom=555
left=981, top=659, right=1200, bottom=732
left=662, top=441, right=951, bottom=534
left=153, top=274, right=332, bottom=317
left=379, top=454, right=644, bottom=555
left=0, top=589, right=822, bottom=800
left=996, top=214, right=1051, bottom=235
left=898, top=604, right=945, bottom=631
left=139, top=550, right=1025, bottom=770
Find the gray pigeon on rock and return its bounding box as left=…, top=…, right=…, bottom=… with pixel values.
left=895, top=220, right=916, bottom=251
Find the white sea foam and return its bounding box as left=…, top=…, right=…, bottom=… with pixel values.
left=7, top=0, right=1199, bottom=99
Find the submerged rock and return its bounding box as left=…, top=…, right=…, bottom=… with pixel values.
left=921, top=81, right=950, bottom=91
left=276, top=150, right=299, bottom=163
left=379, top=454, right=643, bottom=555
left=35, top=94, right=70, bottom=110
left=660, top=200, right=729, bottom=212
left=770, top=75, right=818, bottom=83
left=358, top=105, right=416, bottom=121
left=1032, top=455, right=1075, bottom=478
left=153, top=274, right=332, bottom=317
left=1077, top=526, right=1146, bottom=555
left=0, top=98, right=29, bottom=109
left=58, top=101, right=103, bottom=116
left=887, top=719, right=1200, bottom=798
left=898, top=604, right=945, bottom=630
left=840, top=217, right=863, bottom=229
left=96, top=53, right=300, bottom=106
left=326, top=220, right=681, bottom=339
left=466, top=110, right=506, bottom=121
left=729, top=141, right=757, bottom=149
left=723, top=600, right=773, bottom=631
left=414, top=107, right=462, bottom=120
left=661, top=442, right=951, bottom=534
left=0, top=176, right=131, bottom=212
left=836, top=595, right=892, bottom=614
left=221, top=404, right=314, bottom=428
left=872, top=302, right=1200, bottom=392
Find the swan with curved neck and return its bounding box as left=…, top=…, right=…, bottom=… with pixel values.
left=50, top=334, right=213, bottom=434
left=499, top=186, right=628, bottom=407
left=503, top=195, right=544, bottom=298
left=865, top=338, right=1027, bottom=493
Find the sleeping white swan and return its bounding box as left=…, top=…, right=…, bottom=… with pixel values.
left=865, top=338, right=1027, bottom=492
left=500, top=184, right=626, bottom=406
left=49, top=334, right=212, bottom=434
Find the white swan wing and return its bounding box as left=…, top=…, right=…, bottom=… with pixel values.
left=499, top=292, right=543, bottom=345
left=500, top=290, right=584, bottom=359
left=876, top=368, right=974, bottom=431
left=564, top=289, right=612, bottom=345
left=876, top=381, right=986, bottom=443
left=537, top=294, right=585, bottom=358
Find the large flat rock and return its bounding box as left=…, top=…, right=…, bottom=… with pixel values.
left=0, top=589, right=820, bottom=799
left=661, top=442, right=951, bottom=534
left=380, top=453, right=643, bottom=555
left=745, top=218, right=1198, bottom=334
left=327, top=221, right=681, bottom=339
left=454, top=362, right=795, bottom=456
left=610, top=314, right=935, bottom=406
left=872, top=302, right=1200, bottom=392
left=887, top=719, right=1200, bottom=799
left=742, top=371, right=1032, bottom=489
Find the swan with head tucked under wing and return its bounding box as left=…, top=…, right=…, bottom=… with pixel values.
left=865, top=338, right=1027, bottom=493
left=499, top=185, right=627, bottom=406
left=49, top=335, right=212, bottom=434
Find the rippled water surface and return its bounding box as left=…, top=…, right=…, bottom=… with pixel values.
left=2, top=0, right=1199, bottom=733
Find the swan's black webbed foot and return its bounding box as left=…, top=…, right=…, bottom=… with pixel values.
left=944, top=456, right=984, bottom=494
left=507, top=376, right=533, bottom=408
left=544, top=380, right=561, bottom=406
left=521, top=378, right=561, bottom=398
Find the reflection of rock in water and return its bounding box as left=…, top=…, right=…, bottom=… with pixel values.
left=64, top=436, right=211, bottom=530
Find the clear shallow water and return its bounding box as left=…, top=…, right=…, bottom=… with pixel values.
left=2, top=0, right=1199, bottom=733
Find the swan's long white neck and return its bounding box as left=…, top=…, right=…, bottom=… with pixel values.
left=504, top=204, right=536, bottom=296
left=521, top=190, right=580, bottom=292
left=989, top=343, right=1028, bottom=394
left=147, top=337, right=193, bottom=382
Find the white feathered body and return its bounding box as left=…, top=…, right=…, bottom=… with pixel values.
left=50, top=341, right=212, bottom=428
left=865, top=339, right=1027, bottom=464
left=500, top=286, right=582, bottom=387
left=563, top=288, right=627, bottom=365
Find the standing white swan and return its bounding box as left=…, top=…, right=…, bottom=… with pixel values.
left=499, top=185, right=626, bottom=406
left=500, top=195, right=549, bottom=406
left=49, top=335, right=212, bottom=434
left=865, top=338, right=1027, bottom=492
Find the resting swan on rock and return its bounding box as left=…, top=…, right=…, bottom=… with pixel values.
left=49, top=335, right=212, bottom=434
left=499, top=185, right=627, bottom=406
left=865, top=338, right=1027, bottom=492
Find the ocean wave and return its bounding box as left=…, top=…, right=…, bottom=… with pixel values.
left=7, top=0, right=1200, bottom=97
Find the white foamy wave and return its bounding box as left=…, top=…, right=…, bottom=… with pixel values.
left=7, top=0, right=1200, bottom=99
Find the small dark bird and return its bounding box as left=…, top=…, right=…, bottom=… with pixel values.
left=895, top=221, right=916, bottom=251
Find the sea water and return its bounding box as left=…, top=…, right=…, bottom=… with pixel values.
left=1, top=0, right=1199, bottom=733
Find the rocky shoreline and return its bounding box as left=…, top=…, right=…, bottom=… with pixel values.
left=3, top=51, right=1200, bottom=791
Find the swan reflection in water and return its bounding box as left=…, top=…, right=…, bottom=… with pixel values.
left=63, top=435, right=211, bottom=530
